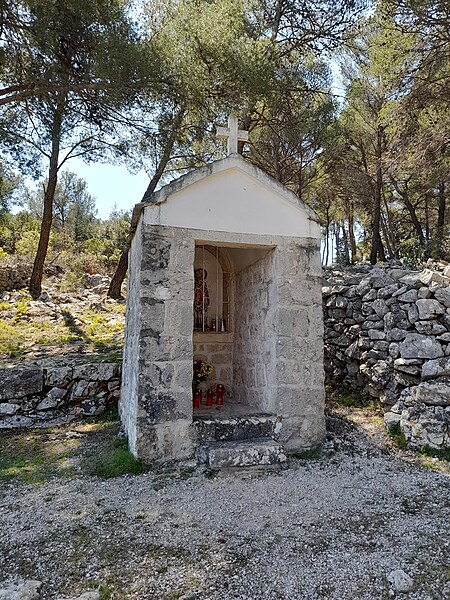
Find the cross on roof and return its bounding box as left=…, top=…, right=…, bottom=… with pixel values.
left=216, top=116, right=249, bottom=155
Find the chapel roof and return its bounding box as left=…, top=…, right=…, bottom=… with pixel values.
left=140, top=154, right=320, bottom=224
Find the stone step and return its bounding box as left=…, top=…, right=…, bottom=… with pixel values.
left=196, top=439, right=288, bottom=470
left=193, top=412, right=281, bottom=443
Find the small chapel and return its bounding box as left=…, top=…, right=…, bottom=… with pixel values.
left=119, top=117, right=326, bottom=468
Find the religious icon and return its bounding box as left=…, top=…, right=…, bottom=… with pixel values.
left=194, top=268, right=210, bottom=330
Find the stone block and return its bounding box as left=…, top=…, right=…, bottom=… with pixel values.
left=434, top=287, right=450, bottom=308
left=394, top=358, right=422, bottom=375
left=414, top=320, right=447, bottom=335
left=414, top=378, right=450, bottom=406
left=416, top=298, right=445, bottom=320
left=419, top=269, right=450, bottom=288
left=378, top=283, right=401, bottom=298
left=418, top=286, right=432, bottom=299
left=72, top=363, right=118, bottom=381
left=278, top=307, right=309, bottom=338
left=384, top=310, right=408, bottom=330
left=36, top=387, right=67, bottom=410
left=45, top=366, right=73, bottom=387
left=422, top=357, right=450, bottom=380
left=139, top=298, right=166, bottom=331
left=197, top=439, right=287, bottom=469
left=0, top=402, right=18, bottom=415
left=372, top=298, right=389, bottom=317
left=386, top=328, right=407, bottom=342
left=139, top=333, right=191, bottom=362
left=368, top=329, right=386, bottom=340
left=141, top=227, right=171, bottom=272
left=280, top=414, right=326, bottom=451
left=384, top=411, right=401, bottom=429
left=397, top=289, right=418, bottom=303
left=0, top=365, right=43, bottom=401
left=138, top=387, right=192, bottom=423
left=70, top=380, right=99, bottom=400
left=407, top=303, right=419, bottom=324
left=164, top=300, right=194, bottom=338
left=399, top=333, right=443, bottom=359
left=136, top=418, right=193, bottom=463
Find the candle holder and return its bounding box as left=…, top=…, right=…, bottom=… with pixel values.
left=193, top=389, right=202, bottom=408
left=216, top=384, right=224, bottom=405
left=206, top=389, right=213, bottom=406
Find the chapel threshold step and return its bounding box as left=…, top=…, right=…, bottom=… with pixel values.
left=196, top=439, right=288, bottom=470
left=193, top=411, right=281, bottom=443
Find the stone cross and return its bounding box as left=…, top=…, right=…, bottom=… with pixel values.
left=216, top=116, right=249, bottom=155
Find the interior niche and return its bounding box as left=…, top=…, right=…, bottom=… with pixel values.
left=193, top=242, right=275, bottom=411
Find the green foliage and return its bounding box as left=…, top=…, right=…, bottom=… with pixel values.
left=98, top=587, right=114, bottom=600
left=398, top=238, right=426, bottom=269
left=336, top=390, right=378, bottom=410
left=418, top=446, right=450, bottom=463
left=387, top=422, right=407, bottom=450
left=88, top=437, right=146, bottom=479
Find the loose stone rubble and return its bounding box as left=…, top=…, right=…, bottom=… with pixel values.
left=323, top=262, right=450, bottom=450
left=0, top=581, right=99, bottom=600
left=0, top=361, right=121, bottom=427
left=0, top=412, right=448, bottom=600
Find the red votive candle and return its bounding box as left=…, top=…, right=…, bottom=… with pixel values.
left=216, top=384, right=224, bottom=405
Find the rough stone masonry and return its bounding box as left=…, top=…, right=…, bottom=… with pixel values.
left=323, top=263, right=450, bottom=450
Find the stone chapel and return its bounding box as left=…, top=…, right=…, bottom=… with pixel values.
left=120, top=122, right=326, bottom=468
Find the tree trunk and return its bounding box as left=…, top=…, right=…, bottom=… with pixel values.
left=29, top=101, right=64, bottom=299
left=370, top=125, right=386, bottom=264
left=380, top=211, right=394, bottom=259
left=390, top=177, right=425, bottom=246
left=346, top=198, right=356, bottom=264
left=107, top=109, right=184, bottom=299
left=438, top=181, right=446, bottom=229
left=382, top=192, right=398, bottom=258
left=323, top=199, right=331, bottom=265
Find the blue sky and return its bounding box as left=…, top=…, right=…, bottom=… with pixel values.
left=69, top=158, right=149, bottom=219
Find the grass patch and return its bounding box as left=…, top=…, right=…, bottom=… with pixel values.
left=418, top=445, right=450, bottom=462
left=99, top=585, right=114, bottom=600
left=293, top=446, right=323, bottom=460
left=0, top=422, right=126, bottom=484
left=87, top=437, right=146, bottom=479
left=0, top=299, right=125, bottom=359
left=335, top=390, right=379, bottom=410
left=0, top=431, right=81, bottom=484
left=387, top=422, right=407, bottom=450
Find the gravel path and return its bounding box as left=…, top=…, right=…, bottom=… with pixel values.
left=0, top=413, right=449, bottom=600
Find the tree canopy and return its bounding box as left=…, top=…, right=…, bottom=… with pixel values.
left=0, top=0, right=448, bottom=287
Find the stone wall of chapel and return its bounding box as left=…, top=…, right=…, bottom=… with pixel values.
left=119, top=217, right=144, bottom=456
left=121, top=222, right=326, bottom=462
left=233, top=249, right=277, bottom=412
left=122, top=223, right=195, bottom=463
left=274, top=239, right=326, bottom=451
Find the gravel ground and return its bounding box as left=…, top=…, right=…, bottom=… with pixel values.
left=0, top=410, right=449, bottom=600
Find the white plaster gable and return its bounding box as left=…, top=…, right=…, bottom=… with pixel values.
left=142, top=154, right=321, bottom=239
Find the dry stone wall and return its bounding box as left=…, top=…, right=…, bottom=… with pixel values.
left=323, top=264, right=450, bottom=450
left=0, top=361, right=121, bottom=428
left=0, top=263, right=32, bottom=292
